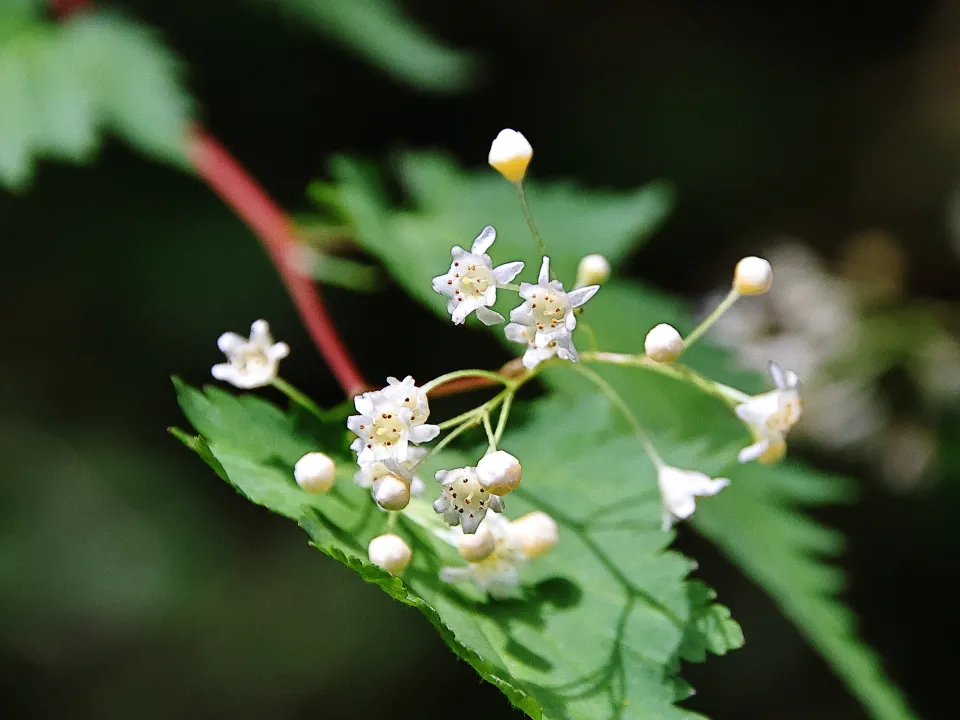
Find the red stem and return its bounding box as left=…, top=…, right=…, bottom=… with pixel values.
left=189, top=128, right=366, bottom=396
left=52, top=0, right=366, bottom=397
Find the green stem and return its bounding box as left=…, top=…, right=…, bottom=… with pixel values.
left=580, top=351, right=751, bottom=406
left=493, top=390, right=514, bottom=445
left=421, top=369, right=513, bottom=395
left=481, top=412, right=497, bottom=450
left=436, top=389, right=509, bottom=430
left=271, top=377, right=328, bottom=420
left=683, top=288, right=740, bottom=349
left=567, top=363, right=664, bottom=467
left=387, top=511, right=399, bottom=531
left=515, top=181, right=550, bottom=261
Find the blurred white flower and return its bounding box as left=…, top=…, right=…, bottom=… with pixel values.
left=505, top=256, right=599, bottom=368
left=658, top=465, right=729, bottom=530
left=736, top=362, right=803, bottom=464
left=439, top=513, right=530, bottom=599
left=211, top=320, right=289, bottom=389
left=509, top=511, right=559, bottom=557
left=431, top=226, right=524, bottom=325
left=575, top=254, right=611, bottom=288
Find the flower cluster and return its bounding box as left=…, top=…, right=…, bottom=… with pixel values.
left=439, top=511, right=559, bottom=599
left=202, top=127, right=807, bottom=602
left=348, top=376, right=439, bottom=510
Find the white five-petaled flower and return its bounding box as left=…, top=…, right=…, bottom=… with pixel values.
left=735, top=362, right=803, bottom=464
left=439, top=513, right=528, bottom=599
left=504, top=256, right=599, bottom=368
left=431, top=226, right=524, bottom=326
left=348, top=377, right=439, bottom=467
left=433, top=466, right=505, bottom=534
left=658, top=465, right=730, bottom=531
left=211, top=320, right=289, bottom=389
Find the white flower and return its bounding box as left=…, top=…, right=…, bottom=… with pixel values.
left=658, top=465, right=730, bottom=531
left=433, top=466, right=505, bottom=534
left=294, top=452, right=336, bottom=494
left=439, top=514, right=527, bottom=598
left=504, top=256, right=599, bottom=368
left=354, top=446, right=426, bottom=497
left=431, top=226, right=524, bottom=325
left=476, top=450, right=522, bottom=495
left=735, top=362, right=803, bottom=464
left=733, top=256, right=773, bottom=296
left=575, top=254, right=611, bottom=288
left=455, top=524, right=497, bottom=562
left=368, top=534, right=412, bottom=574
left=211, top=319, right=289, bottom=389
left=644, top=323, right=684, bottom=363
left=488, top=129, right=533, bottom=183
left=348, top=377, right=439, bottom=467
left=509, top=511, right=559, bottom=558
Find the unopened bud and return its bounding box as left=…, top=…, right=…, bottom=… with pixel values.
left=488, top=129, right=533, bottom=183
left=476, top=450, right=522, bottom=496
left=294, top=452, right=336, bottom=494
left=644, top=323, right=684, bottom=363
left=576, top=254, right=611, bottom=288
left=457, top=525, right=496, bottom=562
left=511, top=511, right=559, bottom=558
left=368, top=533, right=412, bottom=574
left=733, top=256, right=773, bottom=295
left=372, top=474, right=411, bottom=511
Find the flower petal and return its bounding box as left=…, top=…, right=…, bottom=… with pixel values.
left=409, top=424, right=440, bottom=443
left=738, top=440, right=770, bottom=463
left=769, top=361, right=787, bottom=389
left=567, top=284, right=600, bottom=308
left=493, top=261, right=524, bottom=285
left=471, top=225, right=497, bottom=255
left=432, top=273, right=453, bottom=295
left=475, top=306, right=505, bottom=325
left=538, top=256, right=551, bottom=285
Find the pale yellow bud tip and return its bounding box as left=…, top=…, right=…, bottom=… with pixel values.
left=488, top=129, right=533, bottom=183
left=511, top=511, right=559, bottom=558
left=368, top=533, right=412, bottom=574
left=733, top=256, right=773, bottom=295
left=457, top=526, right=496, bottom=562
left=576, top=254, right=611, bottom=288
left=294, top=452, right=336, bottom=494
left=644, top=323, right=684, bottom=363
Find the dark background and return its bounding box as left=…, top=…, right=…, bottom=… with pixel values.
left=2, top=0, right=958, bottom=717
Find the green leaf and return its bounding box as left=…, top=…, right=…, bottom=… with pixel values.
left=321, top=152, right=674, bottom=317
left=323, top=151, right=918, bottom=720
left=255, top=0, right=474, bottom=91
left=174, top=380, right=738, bottom=719
left=0, top=5, right=191, bottom=190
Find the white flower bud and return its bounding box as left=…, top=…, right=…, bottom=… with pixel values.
left=456, top=525, right=496, bottom=562
left=372, top=474, right=411, bottom=511
left=644, top=323, right=684, bottom=363
left=733, top=256, right=773, bottom=295
left=476, top=450, right=522, bottom=496
left=511, top=511, right=559, bottom=558
left=294, top=452, right=336, bottom=494
left=368, top=533, right=412, bottom=574
left=488, top=129, right=533, bottom=183
left=575, top=254, right=611, bottom=288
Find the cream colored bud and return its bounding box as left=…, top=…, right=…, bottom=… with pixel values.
left=733, top=256, right=773, bottom=295
left=456, top=525, right=496, bottom=562
left=644, top=323, right=684, bottom=363
left=511, top=511, right=559, bottom=558
left=368, top=533, right=412, bottom=574
left=293, top=452, right=336, bottom=494
left=476, top=450, right=522, bottom=496
left=488, top=129, right=533, bottom=183
left=372, top=474, right=411, bottom=511
left=576, top=254, right=611, bottom=288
